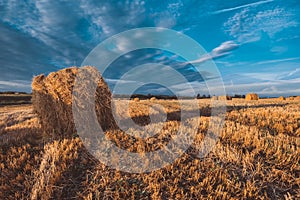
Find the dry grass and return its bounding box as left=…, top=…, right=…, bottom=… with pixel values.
left=0, top=99, right=299, bottom=199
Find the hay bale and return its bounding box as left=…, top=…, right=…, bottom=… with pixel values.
left=32, top=66, right=116, bottom=138
left=278, top=96, right=285, bottom=100
left=211, top=96, right=218, bottom=100
left=218, top=95, right=232, bottom=100
left=245, top=93, right=259, bottom=100
left=133, top=97, right=140, bottom=102
left=287, top=97, right=294, bottom=100
left=150, top=97, right=156, bottom=102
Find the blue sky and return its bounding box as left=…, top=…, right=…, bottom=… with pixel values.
left=1, top=0, right=300, bottom=96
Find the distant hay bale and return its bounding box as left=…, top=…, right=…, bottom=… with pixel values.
left=211, top=96, right=218, bottom=100
left=287, top=97, right=294, bottom=100
left=218, top=95, right=232, bottom=100
left=278, top=96, right=285, bottom=100
left=133, top=97, right=140, bottom=102
left=245, top=93, right=259, bottom=100
left=32, top=66, right=116, bottom=138
left=150, top=97, right=156, bottom=102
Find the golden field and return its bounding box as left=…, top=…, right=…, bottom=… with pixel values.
left=0, top=99, right=299, bottom=199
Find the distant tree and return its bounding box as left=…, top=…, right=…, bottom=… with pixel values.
left=197, top=93, right=201, bottom=99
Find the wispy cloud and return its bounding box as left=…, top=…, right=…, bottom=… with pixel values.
left=188, top=41, right=239, bottom=64
left=229, top=66, right=300, bottom=82
left=0, top=80, right=31, bottom=92
left=252, top=57, right=300, bottom=65
left=287, top=68, right=300, bottom=77
left=212, top=0, right=274, bottom=14
left=0, top=81, right=31, bottom=88
left=224, top=7, right=298, bottom=43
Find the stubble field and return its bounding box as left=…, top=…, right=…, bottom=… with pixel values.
left=0, top=99, right=299, bottom=199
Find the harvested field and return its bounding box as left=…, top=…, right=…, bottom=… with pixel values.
left=0, top=99, right=299, bottom=199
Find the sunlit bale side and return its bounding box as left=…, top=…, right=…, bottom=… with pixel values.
left=245, top=93, right=259, bottom=100
left=32, top=66, right=117, bottom=138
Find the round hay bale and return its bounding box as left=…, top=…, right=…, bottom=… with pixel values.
left=150, top=97, right=156, bottom=102
left=288, top=97, right=294, bottom=100
left=133, top=97, right=140, bottom=102
left=278, top=96, right=285, bottom=100
left=211, top=96, right=218, bottom=100
left=245, top=93, right=259, bottom=100
left=32, top=66, right=116, bottom=138
left=218, top=95, right=232, bottom=100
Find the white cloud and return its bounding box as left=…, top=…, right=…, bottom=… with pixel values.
left=1, top=0, right=147, bottom=70
left=79, top=0, right=146, bottom=36
left=106, top=78, right=142, bottom=84
left=287, top=68, right=300, bottom=77
left=189, top=41, right=239, bottom=64
left=270, top=46, right=288, bottom=54
left=238, top=72, right=279, bottom=81
left=224, top=7, right=298, bottom=43
left=212, top=41, right=239, bottom=54
left=0, top=80, right=31, bottom=88
left=212, top=0, right=274, bottom=14
left=228, top=66, right=300, bottom=82
left=252, top=57, right=300, bottom=65
left=0, top=80, right=31, bottom=92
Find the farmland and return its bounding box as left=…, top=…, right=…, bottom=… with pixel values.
left=0, top=99, right=299, bottom=199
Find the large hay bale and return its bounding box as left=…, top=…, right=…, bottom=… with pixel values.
left=218, top=95, right=232, bottom=100
left=245, top=93, right=259, bottom=100
left=287, top=96, right=294, bottom=100
left=32, top=66, right=116, bottom=138
left=295, top=96, right=300, bottom=101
